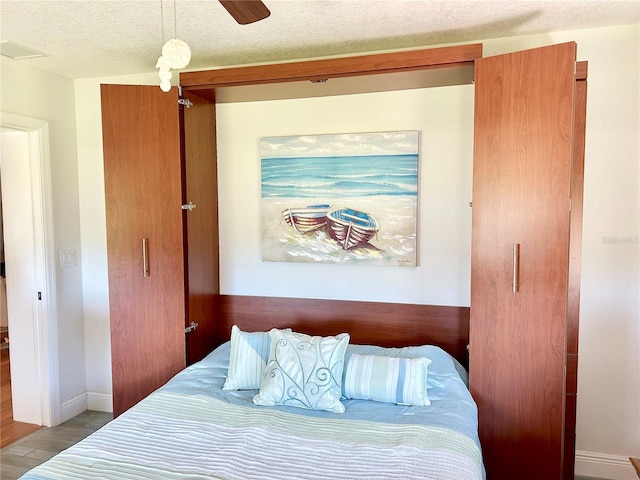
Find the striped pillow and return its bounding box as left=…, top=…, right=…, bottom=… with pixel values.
left=343, top=353, right=431, bottom=406
left=223, top=325, right=290, bottom=390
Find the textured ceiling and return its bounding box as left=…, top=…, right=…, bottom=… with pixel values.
left=1, top=0, right=638, bottom=79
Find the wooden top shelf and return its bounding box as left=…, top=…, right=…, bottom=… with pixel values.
left=180, top=43, right=482, bottom=102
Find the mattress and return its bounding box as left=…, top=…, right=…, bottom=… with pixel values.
left=20, top=341, right=485, bottom=480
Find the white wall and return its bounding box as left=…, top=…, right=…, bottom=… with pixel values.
left=216, top=86, right=474, bottom=305
left=5, top=21, right=635, bottom=480
left=0, top=58, right=87, bottom=416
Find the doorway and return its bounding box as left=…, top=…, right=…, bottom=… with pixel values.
left=0, top=112, right=60, bottom=433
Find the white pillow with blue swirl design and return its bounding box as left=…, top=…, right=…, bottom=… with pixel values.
left=253, top=329, right=350, bottom=413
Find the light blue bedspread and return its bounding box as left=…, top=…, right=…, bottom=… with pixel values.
left=21, top=342, right=485, bottom=480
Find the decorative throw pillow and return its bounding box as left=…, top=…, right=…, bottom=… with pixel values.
left=223, top=325, right=290, bottom=390
left=253, top=329, right=350, bottom=413
left=343, top=353, right=431, bottom=406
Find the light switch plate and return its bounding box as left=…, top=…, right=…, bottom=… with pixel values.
left=59, top=249, right=76, bottom=268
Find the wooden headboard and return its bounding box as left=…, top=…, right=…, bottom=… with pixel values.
left=214, top=295, right=470, bottom=369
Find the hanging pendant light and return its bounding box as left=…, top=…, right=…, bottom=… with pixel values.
left=156, top=0, right=191, bottom=92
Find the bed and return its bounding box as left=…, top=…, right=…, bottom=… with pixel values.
left=20, top=327, right=485, bottom=480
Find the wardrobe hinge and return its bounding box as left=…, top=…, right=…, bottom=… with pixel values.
left=178, top=98, right=193, bottom=108
left=177, top=86, right=193, bottom=108
left=185, top=322, right=199, bottom=334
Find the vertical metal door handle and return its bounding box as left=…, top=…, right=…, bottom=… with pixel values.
left=142, top=238, right=149, bottom=277
left=512, top=243, right=520, bottom=293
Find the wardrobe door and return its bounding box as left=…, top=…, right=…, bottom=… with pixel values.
left=469, top=42, right=577, bottom=479
left=181, top=90, right=220, bottom=364
left=102, top=84, right=186, bottom=416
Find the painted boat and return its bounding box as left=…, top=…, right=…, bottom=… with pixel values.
left=326, top=207, right=379, bottom=250
left=281, top=204, right=331, bottom=234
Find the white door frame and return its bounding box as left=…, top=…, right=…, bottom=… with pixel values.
left=0, top=112, right=60, bottom=427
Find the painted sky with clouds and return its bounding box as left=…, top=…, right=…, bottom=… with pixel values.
left=261, top=131, right=419, bottom=158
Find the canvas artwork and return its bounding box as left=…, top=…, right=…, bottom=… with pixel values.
left=261, top=131, right=419, bottom=266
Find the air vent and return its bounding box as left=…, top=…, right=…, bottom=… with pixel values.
left=0, top=40, right=49, bottom=59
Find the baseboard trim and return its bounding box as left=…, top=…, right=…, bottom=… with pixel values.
left=86, top=392, right=113, bottom=413
left=575, top=450, right=638, bottom=480
left=59, top=393, right=87, bottom=423
left=59, top=392, right=113, bottom=424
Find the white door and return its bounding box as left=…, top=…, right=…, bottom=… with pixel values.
left=0, top=129, right=40, bottom=424
left=0, top=112, right=59, bottom=427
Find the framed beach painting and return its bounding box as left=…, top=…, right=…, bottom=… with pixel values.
left=260, top=131, right=419, bottom=266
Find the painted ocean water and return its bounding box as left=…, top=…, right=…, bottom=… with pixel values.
left=261, top=154, right=418, bottom=198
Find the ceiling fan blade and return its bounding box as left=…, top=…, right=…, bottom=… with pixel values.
left=219, top=1, right=271, bottom=25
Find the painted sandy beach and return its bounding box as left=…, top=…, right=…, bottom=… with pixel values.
left=262, top=195, right=417, bottom=266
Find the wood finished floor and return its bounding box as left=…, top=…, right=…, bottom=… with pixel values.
left=1, top=349, right=43, bottom=449
left=0, top=410, right=112, bottom=479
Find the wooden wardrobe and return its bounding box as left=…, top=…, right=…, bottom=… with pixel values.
left=101, top=40, right=586, bottom=479
left=101, top=86, right=219, bottom=416
left=469, top=42, right=586, bottom=480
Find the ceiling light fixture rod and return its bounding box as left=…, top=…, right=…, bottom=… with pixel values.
left=160, top=0, right=165, bottom=43
left=160, top=0, right=179, bottom=41
left=173, top=0, right=178, bottom=38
